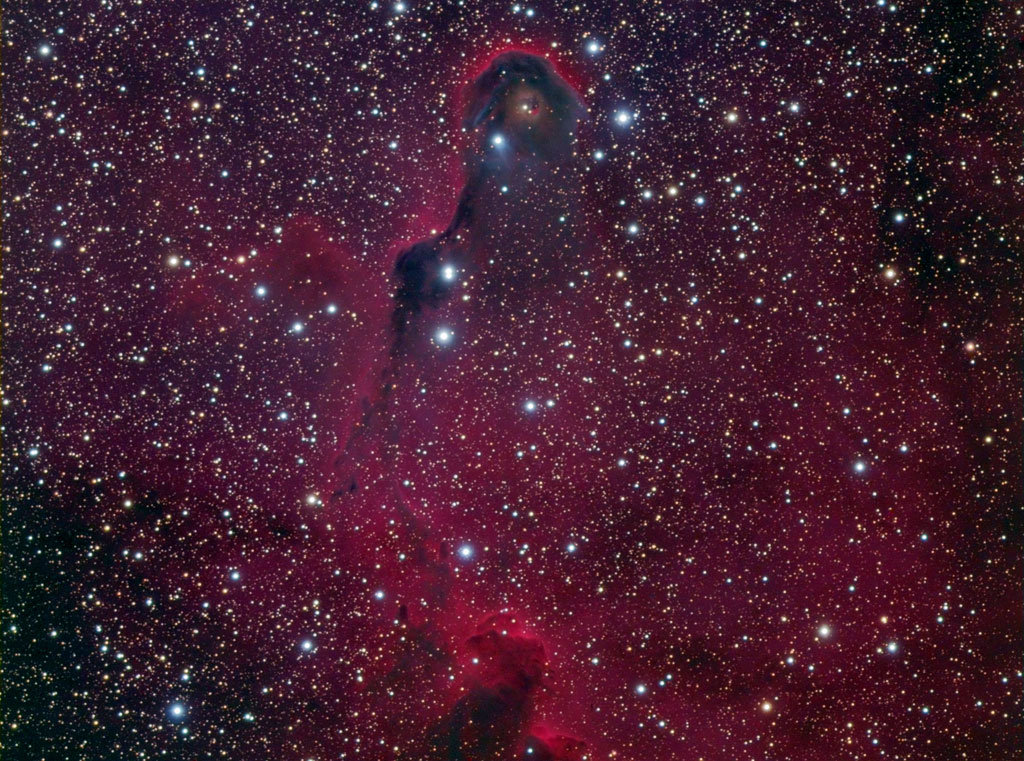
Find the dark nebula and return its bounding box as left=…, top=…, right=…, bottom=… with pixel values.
left=426, top=615, right=581, bottom=761
left=337, top=51, right=586, bottom=499
left=3, top=3, right=1022, bottom=761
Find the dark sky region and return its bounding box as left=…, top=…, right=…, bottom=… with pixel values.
left=2, top=2, right=1022, bottom=760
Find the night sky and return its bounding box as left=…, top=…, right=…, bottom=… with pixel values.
left=3, top=1, right=1022, bottom=759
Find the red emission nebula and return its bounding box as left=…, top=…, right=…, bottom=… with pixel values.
left=2, top=3, right=1021, bottom=761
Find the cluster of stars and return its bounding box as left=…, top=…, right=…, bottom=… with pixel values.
left=3, top=1, right=1020, bottom=760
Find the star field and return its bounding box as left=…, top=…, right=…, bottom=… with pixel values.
left=3, top=1, right=1022, bottom=760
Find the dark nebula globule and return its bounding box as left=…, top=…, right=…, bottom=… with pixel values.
left=3, top=3, right=1022, bottom=761
left=338, top=51, right=587, bottom=500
